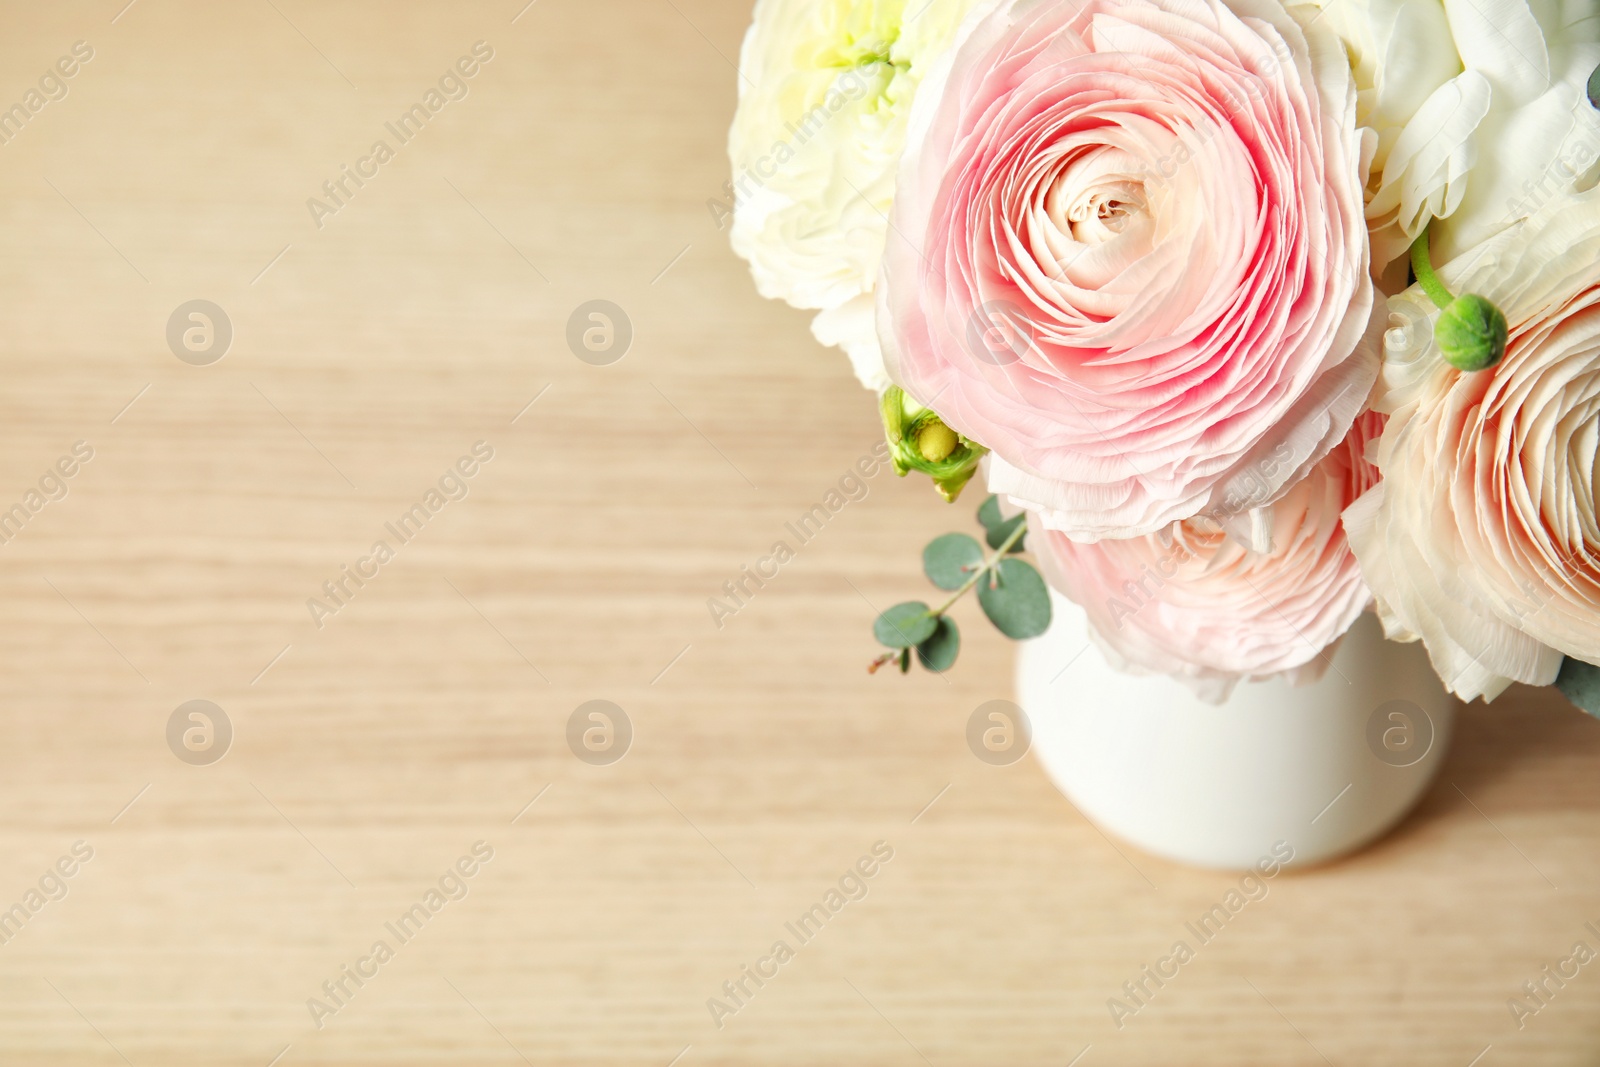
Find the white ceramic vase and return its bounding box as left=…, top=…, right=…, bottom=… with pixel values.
left=1015, top=591, right=1459, bottom=870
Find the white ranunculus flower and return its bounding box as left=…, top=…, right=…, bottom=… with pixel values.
left=1344, top=186, right=1600, bottom=702
left=728, top=0, right=979, bottom=390
left=1294, top=0, right=1600, bottom=268
left=808, top=293, right=888, bottom=391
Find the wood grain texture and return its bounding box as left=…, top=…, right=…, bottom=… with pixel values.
left=0, top=2, right=1598, bottom=1064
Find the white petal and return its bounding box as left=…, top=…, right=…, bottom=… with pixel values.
left=1441, top=0, right=1550, bottom=103
left=1367, top=69, right=1491, bottom=239
left=810, top=294, right=890, bottom=392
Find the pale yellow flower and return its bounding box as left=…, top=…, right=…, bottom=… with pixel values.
left=728, top=0, right=979, bottom=389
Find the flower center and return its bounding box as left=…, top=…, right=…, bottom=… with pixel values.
left=1045, top=150, right=1151, bottom=247
left=1069, top=185, right=1145, bottom=240
left=1169, top=519, right=1224, bottom=557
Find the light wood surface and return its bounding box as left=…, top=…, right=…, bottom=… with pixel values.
left=1, top=2, right=1599, bottom=1064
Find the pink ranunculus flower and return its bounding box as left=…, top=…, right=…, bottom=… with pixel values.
left=879, top=0, right=1380, bottom=541
left=1033, top=412, right=1383, bottom=699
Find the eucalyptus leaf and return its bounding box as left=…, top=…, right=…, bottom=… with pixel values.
left=977, top=494, right=1026, bottom=550
left=976, top=559, right=1052, bottom=639
left=1556, top=657, right=1600, bottom=718
left=916, top=616, right=961, bottom=672
left=977, top=494, right=1004, bottom=530
left=923, top=533, right=984, bottom=591
left=899, top=647, right=912, bottom=673
left=986, top=514, right=1026, bottom=552
left=874, top=601, right=938, bottom=649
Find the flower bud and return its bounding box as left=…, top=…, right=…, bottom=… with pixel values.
left=1436, top=294, right=1507, bottom=372
left=880, top=386, right=987, bottom=502
left=916, top=422, right=959, bottom=463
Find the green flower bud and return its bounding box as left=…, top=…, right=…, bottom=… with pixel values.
left=879, top=386, right=988, bottom=503
left=916, top=421, right=959, bottom=463
left=1435, top=293, right=1508, bottom=372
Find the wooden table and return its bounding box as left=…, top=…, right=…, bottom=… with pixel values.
left=0, top=2, right=1597, bottom=1063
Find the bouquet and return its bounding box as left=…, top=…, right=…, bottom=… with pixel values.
left=727, top=0, right=1600, bottom=710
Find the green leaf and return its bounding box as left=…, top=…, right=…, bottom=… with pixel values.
left=986, top=514, right=1026, bottom=552
left=923, top=533, right=984, bottom=591
left=977, top=494, right=1026, bottom=550
left=976, top=559, right=1053, bottom=639
left=916, top=616, right=961, bottom=672
left=1556, top=658, right=1600, bottom=717
left=874, top=601, right=938, bottom=648
left=977, top=494, right=1004, bottom=530
left=899, top=647, right=912, bottom=673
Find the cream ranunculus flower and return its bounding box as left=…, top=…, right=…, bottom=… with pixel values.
left=1295, top=0, right=1600, bottom=269
left=728, top=0, right=978, bottom=391
left=1344, top=186, right=1600, bottom=702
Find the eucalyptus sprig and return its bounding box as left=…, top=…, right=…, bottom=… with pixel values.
left=869, top=494, right=1052, bottom=674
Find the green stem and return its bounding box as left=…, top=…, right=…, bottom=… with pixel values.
left=1409, top=223, right=1454, bottom=311
left=929, top=519, right=1027, bottom=618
